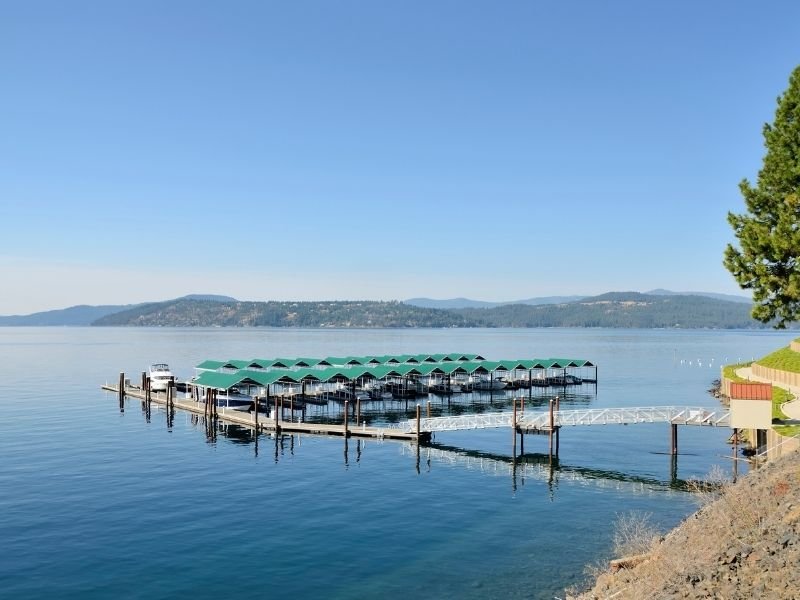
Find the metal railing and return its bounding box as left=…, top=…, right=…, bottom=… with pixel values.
left=389, top=405, right=731, bottom=433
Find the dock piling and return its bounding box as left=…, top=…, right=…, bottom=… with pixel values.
left=344, top=400, right=349, bottom=437
left=555, top=395, right=560, bottom=456
left=670, top=423, right=678, bottom=455
left=118, top=372, right=125, bottom=403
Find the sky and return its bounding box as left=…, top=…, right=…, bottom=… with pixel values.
left=2, top=1, right=800, bottom=314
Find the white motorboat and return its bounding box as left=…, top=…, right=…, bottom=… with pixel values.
left=149, top=363, right=174, bottom=391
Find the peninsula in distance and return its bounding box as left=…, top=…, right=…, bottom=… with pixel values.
left=0, top=290, right=780, bottom=329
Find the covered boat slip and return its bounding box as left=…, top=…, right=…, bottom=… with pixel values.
left=190, top=353, right=597, bottom=402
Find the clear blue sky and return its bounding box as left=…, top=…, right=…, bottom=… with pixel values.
left=2, top=1, right=799, bottom=313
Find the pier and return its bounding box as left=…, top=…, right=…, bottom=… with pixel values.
left=103, top=379, right=729, bottom=457
left=102, top=382, right=423, bottom=441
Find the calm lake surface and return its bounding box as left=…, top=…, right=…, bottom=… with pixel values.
left=0, top=327, right=794, bottom=599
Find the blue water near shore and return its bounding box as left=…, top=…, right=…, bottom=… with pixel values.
left=0, top=327, right=794, bottom=599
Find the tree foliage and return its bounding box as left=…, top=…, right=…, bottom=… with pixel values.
left=724, top=66, right=800, bottom=328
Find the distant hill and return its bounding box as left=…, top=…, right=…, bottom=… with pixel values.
left=405, top=296, right=587, bottom=309
left=645, top=289, right=751, bottom=304
left=450, top=291, right=766, bottom=329
left=87, top=292, right=771, bottom=329
left=0, top=294, right=237, bottom=326
left=180, top=294, right=238, bottom=303
left=0, top=304, right=136, bottom=326
left=1, top=291, right=769, bottom=329
left=92, top=298, right=471, bottom=328
left=406, top=290, right=751, bottom=309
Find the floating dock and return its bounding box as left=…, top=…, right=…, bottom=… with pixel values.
left=102, top=382, right=423, bottom=441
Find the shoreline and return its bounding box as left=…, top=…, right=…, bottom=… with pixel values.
left=570, top=447, right=800, bottom=598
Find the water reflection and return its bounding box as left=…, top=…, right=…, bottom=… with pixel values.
left=143, top=399, right=701, bottom=499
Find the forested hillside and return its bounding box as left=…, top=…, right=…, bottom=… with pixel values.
left=89, top=293, right=769, bottom=329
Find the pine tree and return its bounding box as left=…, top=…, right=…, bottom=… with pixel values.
left=724, top=66, right=800, bottom=328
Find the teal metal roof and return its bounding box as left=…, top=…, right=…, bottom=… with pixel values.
left=196, top=359, right=225, bottom=371
left=194, top=354, right=595, bottom=382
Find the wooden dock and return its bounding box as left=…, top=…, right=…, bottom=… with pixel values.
left=102, top=383, right=422, bottom=441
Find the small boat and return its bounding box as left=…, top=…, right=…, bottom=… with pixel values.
left=472, top=377, right=507, bottom=391
left=205, top=386, right=254, bottom=411
left=323, top=387, right=370, bottom=403
left=429, top=379, right=462, bottom=395
left=547, top=374, right=582, bottom=386
left=149, top=363, right=174, bottom=391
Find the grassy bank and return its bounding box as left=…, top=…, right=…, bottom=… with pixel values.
left=757, top=345, right=800, bottom=372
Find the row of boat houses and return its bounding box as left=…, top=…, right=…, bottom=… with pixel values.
left=189, top=353, right=597, bottom=407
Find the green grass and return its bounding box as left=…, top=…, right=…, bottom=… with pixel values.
left=722, top=362, right=751, bottom=382
left=771, top=381, right=800, bottom=436
left=757, top=345, right=800, bottom=373
left=754, top=345, right=800, bottom=435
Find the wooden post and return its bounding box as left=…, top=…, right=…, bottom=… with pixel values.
left=528, top=369, right=532, bottom=400
left=274, top=396, right=279, bottom=432
left=670, top=423, right=678, bottom=455
left=512, top=397, right=517, bottom=445
left=141, top=371, right=147, bottom=391
left=145, top=376, right=151, bottom=403
left=290, top=394, right=294, bottom=423
left=356, top=396, right=361, bottom=426
left=416, top=404, right=421, bottom=440
left=118, top=372, right=125, bottom=403
left=426, top=400, right=431, bottom=418
left=555, top=395, right=560, bottom=456
left=254, top=395, right=259, bottom=429
left=344, top=400, right=349, bottom=437
left=548, top=398, right=554, bottom=456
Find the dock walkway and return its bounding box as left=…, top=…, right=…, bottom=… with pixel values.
left=388, top=406, right=731, bottom=434
left=102, top=384, right=420, bottom=441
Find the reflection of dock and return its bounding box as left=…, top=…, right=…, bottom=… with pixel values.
left=411, top=443, right=689, bottom=496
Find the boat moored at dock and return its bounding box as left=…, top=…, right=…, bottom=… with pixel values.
left=149, top=363, right=174, bottom=391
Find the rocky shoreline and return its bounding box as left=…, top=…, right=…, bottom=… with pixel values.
left=570, top=448, right=800, bottom=599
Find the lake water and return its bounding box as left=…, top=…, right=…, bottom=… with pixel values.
left=0, top=327, right=794, bottom=599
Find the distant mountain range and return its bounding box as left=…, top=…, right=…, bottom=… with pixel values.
left=0, top=290, right=772, bottom=329
left=405, top=296, right=586, bottom=309
left=0, top=294, right=237, bottom=326
left=405, top=289, right=751, bottom=309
